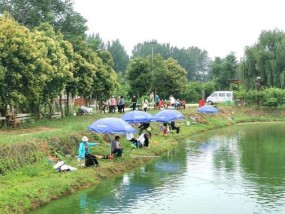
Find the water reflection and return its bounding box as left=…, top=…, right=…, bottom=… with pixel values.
left=238, top=124, right=285, bottom=210
left=31, top=123, right=285, bottom=214
left=191, top=123, right=285, bottom=212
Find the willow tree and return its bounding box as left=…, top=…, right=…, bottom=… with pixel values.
left=240, top=29, right=285, bottom=89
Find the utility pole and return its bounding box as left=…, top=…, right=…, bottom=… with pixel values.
left=150, top=40, right=157, bottom=108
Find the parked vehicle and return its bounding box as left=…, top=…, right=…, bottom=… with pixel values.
left=206, top=91, right=233, bottom=104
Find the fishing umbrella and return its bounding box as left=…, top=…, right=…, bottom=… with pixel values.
left=197, top=105, right=218, bottom=114
left=121, top=110, right=154, bottom=124
left=153, top=109, right=185, bottom=123
left=88, top=117, right=136, bottom=134
left=88, top=117, right=137, bottom=155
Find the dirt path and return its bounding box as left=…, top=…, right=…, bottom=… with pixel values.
left=0, top=127, right=59, bottom=135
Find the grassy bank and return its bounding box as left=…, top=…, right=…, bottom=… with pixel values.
left=0, top=106, right=284, bottom=214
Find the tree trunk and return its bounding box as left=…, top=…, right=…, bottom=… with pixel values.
left=66, top=91, right=70, bottom=116
left=59, top=94, right=64, bottom=118
left=48, top=100, right=53, bottom=119
left=37, top=99, right=41, bottom=119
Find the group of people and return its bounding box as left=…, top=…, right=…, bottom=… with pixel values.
left=78, top=122, right=154, bottom=167
left=155, top=94, right=186, bottom=110
left=78, top=135, right=124, bottom=168
left=161, top=121, right=180, bottom=134
left=101, top=94, right=186, bottom=113
left=79, top=94, right=185, bottom=168
left=101, top=95, right=125, bottom=114
left=126, top=130, right=151, bottom=148
left=101, top=95, right=150, bottom=113
left=132, top=95, right=149, bottom=112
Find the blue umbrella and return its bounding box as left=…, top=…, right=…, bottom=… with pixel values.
left=197, top=105, right=218, bottom=114
left=121, top=111, right=154, bottom=124
left=88, top=117, right=137, bottom=155
left=153, top=109, right=185, bottom=123
left=88, top=117, right=136, bottom=134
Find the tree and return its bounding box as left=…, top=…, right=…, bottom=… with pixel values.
left=151, top=56, right=188, bottom=99
left=0, top=0, right=87, bottom=40
left=34, top=23, right=73, bottom=118
left=87, top=33, right=105, bottom=51
left=113, top=72, right=130, bottom=101
left=210, top=53, right=238, bottom=90
left=164, top=57, right=188, bottom=97
left=107, top=39, right=130, bottom=73
left=132, top=41, right=211, bottom=81
left=126, top=55, right=188, bottom=100
left=0, top=14, right=48, bottom=116
left=240, top=29, right=285, bottom=89
left=126, top=57, right=151, bottom=98
left=93, top=50, right=117, bottom=101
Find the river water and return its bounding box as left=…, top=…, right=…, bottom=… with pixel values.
left=31, top=123, right=285, bottom=214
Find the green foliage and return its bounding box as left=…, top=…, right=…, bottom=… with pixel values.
left=240, top=29, right=285, bottom=89
left=87, top=33, right=105, bottom=51
left=210, top=53, right=238, bottom=90
left=0, top=0, right=87, bottom=41
left=234, top=87, right=285, bottom=107
left=180, top=81, right=216, bottom=103
left=0, top=15, right=48, bottom=114
left=126, top=55, right=188, bottom=99
left=126, top=57, right=152, bottom=97
left=260, top=88, right=285, bottom=107
left=107, top=39, right=130, bottom=73
left=0, top=142, right=44, bottom=174
left=112, top=72, right=130, bottom=100
left=163, top=57, right=188, bottom=97
left=132, top=41, right=211, bottom=81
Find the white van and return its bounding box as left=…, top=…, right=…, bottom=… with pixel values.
left=206, top=91, right=233, bottom=104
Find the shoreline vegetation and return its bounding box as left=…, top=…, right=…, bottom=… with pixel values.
left=0, top=106, right=284, bottom=214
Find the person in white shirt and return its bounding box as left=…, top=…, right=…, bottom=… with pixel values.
left=142, top=98, right=148, bottom=112
left=170, top=95, right=175, bottom=107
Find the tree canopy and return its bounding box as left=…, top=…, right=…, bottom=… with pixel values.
left=132, top=41, right=211, bottom=81
left=240, top=29, right=285, bottom=89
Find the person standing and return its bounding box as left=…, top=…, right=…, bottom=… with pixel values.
left=78, top=136, right=100, bottom=167
left=110, top=96, right=116, bottom=113
left=111, top=136, right=123, bottom=157
left=121, top=96, right=125, bottom=113
left=108, top=96, right=112, bottom=113
left=170, top=95, right=175, bottom=107
left=142, top=98, right=148, bottom=112
left=155, top=94, right=159, bottom=108
left=131, top=95, right=137, bottom=111
left=117, top=96, right=122, bottom=113
left=101, top=100, right=107, bottom=113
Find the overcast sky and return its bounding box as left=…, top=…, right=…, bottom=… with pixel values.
left=73, top=0, right=285, bottom=60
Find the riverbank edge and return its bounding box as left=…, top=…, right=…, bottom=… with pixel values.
left=2, top=108, right=285, bottom=214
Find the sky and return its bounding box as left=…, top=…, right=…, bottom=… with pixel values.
left=73, top=0, right=285, bottom=60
